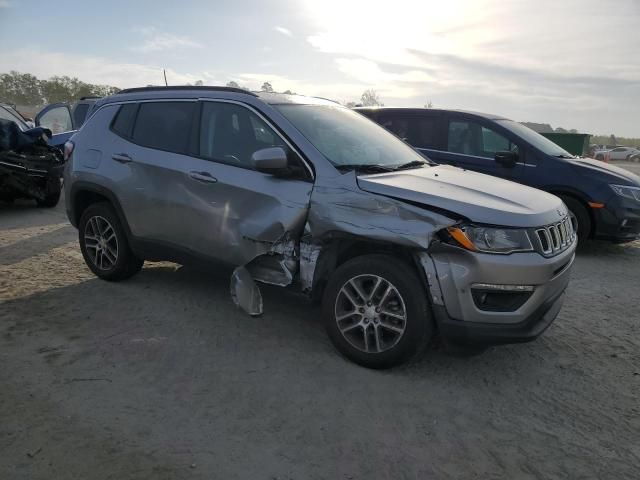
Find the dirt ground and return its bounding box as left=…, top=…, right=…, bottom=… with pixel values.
left=1, top=164, right=639, bottom=480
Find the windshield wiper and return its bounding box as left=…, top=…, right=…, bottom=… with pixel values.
left=391, top=160, right=428, bottom=170
left=335, top=164, right=397, bottom=173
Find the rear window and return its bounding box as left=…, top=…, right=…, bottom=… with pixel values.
left=111, top=103, right=138, bottom=138
left=131, top=102, right=195, bottom=154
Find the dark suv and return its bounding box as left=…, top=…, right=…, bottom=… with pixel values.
left=358, top=108, right=640, bottom=243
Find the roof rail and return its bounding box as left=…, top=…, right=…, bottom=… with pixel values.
left=117, top=85, right=258, bottom=97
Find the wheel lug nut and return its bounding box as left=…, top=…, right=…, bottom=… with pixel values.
left=367, top=301, right=372, bottom=306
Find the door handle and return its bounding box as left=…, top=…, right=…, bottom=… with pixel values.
left=112, top=153, right=133, bottom=164
left=189, top=171, right=217, bottom=183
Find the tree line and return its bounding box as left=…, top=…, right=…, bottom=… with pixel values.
left=0, top=71, right=121, bottom=106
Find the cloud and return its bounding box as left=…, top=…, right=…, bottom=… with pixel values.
left=0, top=0, right=10, bottom=7
left=301, top=0, right=640, bottom=135
left=0, top=48, right=219, bottom=88
left=274, top=26, right=293, bottom=37
left=131, top=27, right=203, bottom=53
left=237, top=72, right=366, bottom=100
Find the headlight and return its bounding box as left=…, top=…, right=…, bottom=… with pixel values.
left=446, top=225, right=533, bottom=254
left=610, top=184, right=640, bottom=202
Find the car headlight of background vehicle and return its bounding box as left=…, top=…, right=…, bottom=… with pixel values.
left=445, top=225, right=533, bottom=254
left=610, top=184, right=640, bottom=202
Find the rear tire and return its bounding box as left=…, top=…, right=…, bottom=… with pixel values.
left=322, top=254, right=434, bottom=369
left=36, top=176, right=61, bottom=208
left=559, top=196, right=591, bottom=244
left=79, top=202, right=143, bottom=281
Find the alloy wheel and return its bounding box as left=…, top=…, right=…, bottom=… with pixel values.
left=334, top=274, right=407, bottom=353
left=84, top=215, right=118, bottom=270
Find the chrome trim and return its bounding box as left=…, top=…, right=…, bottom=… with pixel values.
left=87, top=97, right=315, bottom=180
left=471, top=283, right=535, bottom=292
left=535, top=215, right=575, bottom=256
left=416, top=148, right=536, bottom=167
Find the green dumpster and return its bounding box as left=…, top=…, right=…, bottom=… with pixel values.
left=540, top=132, right=591, bottom=156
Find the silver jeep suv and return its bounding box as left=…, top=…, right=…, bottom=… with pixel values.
left=64, top=86, right=576, bottom=368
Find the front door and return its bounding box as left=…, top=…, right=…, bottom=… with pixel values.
left=438, top=117, right=525, bottom=181
left=181, top=100, right=312, bottom=266
left=35, top=102, right=75, bottom=148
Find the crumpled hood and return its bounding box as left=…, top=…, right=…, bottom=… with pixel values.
left=569, top=157, right=640, bottom=185
left=357, top=165, right=565, bottom=228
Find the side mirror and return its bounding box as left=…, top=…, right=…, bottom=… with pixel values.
left=494, top=150, right=518, bottom=168
left=251, top=147, right=289, bottom=174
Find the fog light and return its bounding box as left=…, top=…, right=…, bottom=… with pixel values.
left=470, top=284, right=534, bottom=312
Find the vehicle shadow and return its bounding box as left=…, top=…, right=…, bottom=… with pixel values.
left=0, top=198, right=69, bottom=229
left=0, top=258, right=577, bottom=391
left=0, top=224, right=76, bottom=265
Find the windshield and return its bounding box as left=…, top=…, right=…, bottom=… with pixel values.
left=497, top=120, right=575, bottom=158
left=0, top=106, right=28, bottom=131
left=275, top=104, right=429, bottom=169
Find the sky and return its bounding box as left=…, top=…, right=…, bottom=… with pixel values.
left=1, top=0, right=639, bottom=137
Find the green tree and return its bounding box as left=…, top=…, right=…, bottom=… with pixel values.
left=0, top=71, right=42, bottom=105
left=360, top=89, right=382, bottom=106
left=226, top=81, right=240, bottom=88
left=261, top=81, right=274, bottom=93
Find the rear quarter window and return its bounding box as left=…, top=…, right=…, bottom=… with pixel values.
left=111, top=103, right=138, bottom=138
left=72, top=103, right=91, bottom=128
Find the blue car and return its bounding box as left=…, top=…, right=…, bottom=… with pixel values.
left=358, top=108, right=640, bottom=243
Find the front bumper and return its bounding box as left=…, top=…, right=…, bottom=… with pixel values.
left=593, top=196, right=640, bottom=242
left=433, top=289, right=565, bottom=345
left=418, top=241, right=575, bottom=345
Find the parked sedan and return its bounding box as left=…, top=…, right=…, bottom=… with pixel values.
left=606, top=146, right=640, bottom=161
left=358, top=108, right=640, bottom=243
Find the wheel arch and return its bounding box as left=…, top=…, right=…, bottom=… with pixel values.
left=309, top=235, right=427, bottom=302
left=545, top=188, right=594, bottom=238
left=70, top=182, right=133, bottom=240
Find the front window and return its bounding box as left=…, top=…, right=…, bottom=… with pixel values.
left=447, top=120, right=518, bottom=158
left=39, top=106, right=73, bottom=134
left=275, top=104, right=428, bottom=169
left=0, top=106, right=28, bottom=131
left=497, top=120, right=575, bottom=158
left=200, top=101, right=285, bottom=169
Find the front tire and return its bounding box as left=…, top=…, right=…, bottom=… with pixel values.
left=560, top=196, right=591, bottom=243
left=79, top=202, right=143, bottom=281
left=322, top=254, right=434, bottom=369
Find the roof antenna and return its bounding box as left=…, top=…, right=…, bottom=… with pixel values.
left=163, top=69, right=168, bottom=86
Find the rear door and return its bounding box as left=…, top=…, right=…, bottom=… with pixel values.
left=377, top=111, right=445, bottom=161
